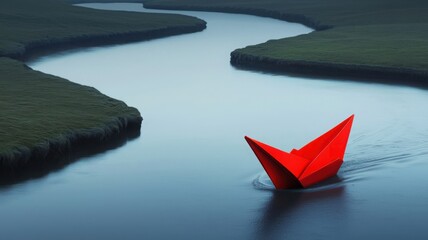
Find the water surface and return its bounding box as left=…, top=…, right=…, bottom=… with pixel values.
left=2, top=3, right=428, bottom=239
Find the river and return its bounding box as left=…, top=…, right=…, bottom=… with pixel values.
left=2, top=3, right=428, bottom=239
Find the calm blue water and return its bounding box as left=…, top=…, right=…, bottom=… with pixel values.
left=2, top=3, right=428, bottom=239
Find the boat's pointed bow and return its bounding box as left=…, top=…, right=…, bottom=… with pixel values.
left=244, top=136, right=302, bottom=189
left=346, top=114, right=355, bottom=124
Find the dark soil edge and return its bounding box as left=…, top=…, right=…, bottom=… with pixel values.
left=8, top=23, right=207, bottom=61
left=0, top=115, right=142, bottom=185
left=231, top=51, right=428, bottom=88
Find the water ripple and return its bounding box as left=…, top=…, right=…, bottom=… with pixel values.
left=253, top=122, right=428, bottom=191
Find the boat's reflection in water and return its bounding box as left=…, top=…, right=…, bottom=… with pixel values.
left=255, top=178, right=347, bottom=240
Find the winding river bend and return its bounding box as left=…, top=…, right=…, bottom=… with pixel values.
left=2, top=3, right=428, bottom=239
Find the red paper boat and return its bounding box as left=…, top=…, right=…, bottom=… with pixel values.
left=245, top=115, right=354, bottom=189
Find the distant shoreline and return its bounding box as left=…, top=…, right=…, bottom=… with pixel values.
left=141, top=3, right=331, bottom=30
left=143, top=2, right=428, bottom=88
left=11, top=23, right=206, bottom=61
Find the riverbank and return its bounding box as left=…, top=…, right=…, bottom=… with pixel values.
left=0, top=57, right=142, bottom=177
left=0, top=0, right=205, bottom=176
left=230, top=52, right=428, bottom=88
left=143, top=0, right=428, bottom=86
left=1, top=0, right=206, bottom=59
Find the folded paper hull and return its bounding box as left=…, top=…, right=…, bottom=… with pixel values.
left=245, top=115, right=354, bottom=189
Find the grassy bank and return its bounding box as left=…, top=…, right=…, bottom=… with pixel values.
left=0, top=0, right=205, bottom=174
left=1, top=0, right=206, bottom=59
left=0, top=58, right=141, bottom=170
left=143, top=0, right=428, bottom=85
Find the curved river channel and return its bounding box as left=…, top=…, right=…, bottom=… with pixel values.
left=2, top=3, right=428, bottom=239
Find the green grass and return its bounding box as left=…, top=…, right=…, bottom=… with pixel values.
left=240, top=24, right=428, bottom=71
left=0, top=57, right=139, bottom=154
left=144, top=0, right=428, bottom=76
left=0, top=0, right=205, bottom=165
left=1, top=0, right=205, bottom=57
